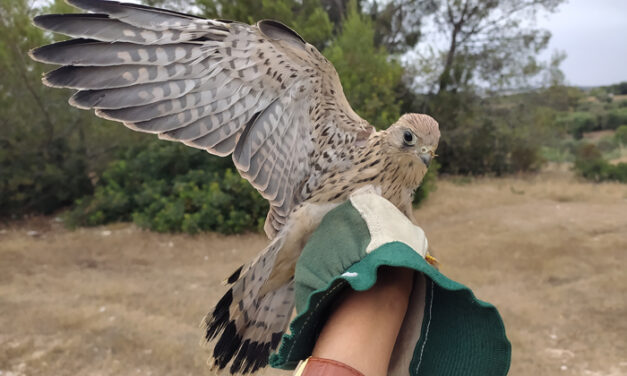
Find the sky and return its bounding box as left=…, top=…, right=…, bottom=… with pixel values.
left=64, top=0, right=626, bottom=88
left=539, top=0, right=627, bottom=87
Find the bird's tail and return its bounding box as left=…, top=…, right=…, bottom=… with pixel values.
left=202, top=235, right=295, bottom=374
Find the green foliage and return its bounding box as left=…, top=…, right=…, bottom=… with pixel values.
left=540, top=145, right=574, bottom=163
left=615, top=125, right=627, bottom=144
left=197, top=0, right=333, bottom=49
left=573, top=144, right=627, bottom=183
left=428, top=89, right=556, bottom=175
left=323, top=0, right=403, bottom=129
left=12, top=0, right=616, bottom=231
left=0, top=0, right=90, bottom=216
left=409, top=0, right=564, bottom=93
left=0, top=0, right=146, bottom=217
left=606, top=81, right=627, bottom=95
left=367, top=0, right=435, bottom=53
left=556, top=111, right=598, bottom=139
left=0, top=138, right=93, bottom=215
left=556, top=107, right=627, bottom=139
left=605, top=108, right=627, bottom=130
left=65, top=142, right=268, bottom=233
left=597, top=137, right=618, bottom=154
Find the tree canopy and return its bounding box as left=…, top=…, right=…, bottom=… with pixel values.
left=324, top=0, right=404, bottom=129
left=407, top=0, right=563, bottom=94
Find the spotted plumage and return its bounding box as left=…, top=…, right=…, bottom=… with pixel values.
left=29, top=1, right=440, bottom=374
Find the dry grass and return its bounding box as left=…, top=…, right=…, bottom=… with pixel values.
left=582, top=130, right=616, bottom=141
left=1, top=171, right=626, bottom=376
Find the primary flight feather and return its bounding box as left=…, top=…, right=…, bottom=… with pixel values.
left=30, top=0, right=440, bottom=373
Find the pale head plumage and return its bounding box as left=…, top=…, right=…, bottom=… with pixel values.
left=384, top=113, right=440, bottom=168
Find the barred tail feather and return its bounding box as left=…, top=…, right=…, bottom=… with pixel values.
left=202, top=235, right=294, bottom=374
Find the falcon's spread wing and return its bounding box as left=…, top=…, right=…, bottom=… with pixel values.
left=30, top=0, right=373, bottom=237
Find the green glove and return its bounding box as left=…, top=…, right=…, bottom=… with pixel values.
left=270, top=193, right=511, bottom=376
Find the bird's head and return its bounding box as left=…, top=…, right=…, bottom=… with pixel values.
left=385, top=113, right=440, bottom=168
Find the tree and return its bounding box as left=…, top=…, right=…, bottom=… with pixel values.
left=324, top=0, right=404, bottom=129
left=366, top=0, right=438, bottom=53
left=196, top=0, right=334, bottom=49
left=0, top=0, right=147, bottom=216
left=407, top=0, right=564, bottom=94
left=394, top=0, right=566, bottom=174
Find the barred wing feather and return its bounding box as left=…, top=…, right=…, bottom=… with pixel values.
left=30, top=0, right=373, bottom=238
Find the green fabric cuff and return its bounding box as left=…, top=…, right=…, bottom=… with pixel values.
left=269, top=195, right=511, bottom=376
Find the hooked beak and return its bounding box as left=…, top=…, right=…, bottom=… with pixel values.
left=420, top=153, right=432, bottom=167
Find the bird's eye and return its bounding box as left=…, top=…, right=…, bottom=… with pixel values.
left=403, top=130, right=416, bottom=146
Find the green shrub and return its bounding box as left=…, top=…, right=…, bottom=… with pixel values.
left=607, top=82, right=627, bottom=95
left=65, top=142, right=268, bottom=234
left=511, top=144, right=544, bottom=172
left=556, top=112, right=598, bottom=139
left=0, top=138, right=93, bottom=217
left=603, top=108, right=627, bottom=130
left=614, top=125, right=627, bottom=144
left=574, top=143, right=627, bottom=183
left=597, top=137, right=618, bottom=153
left=556, top=108, right=627, bottom=139
left=67, top=139, right=440, bottom=232
left=540, top=137, right=580, bottom=163
left=540, top=146, right=572, bottom=163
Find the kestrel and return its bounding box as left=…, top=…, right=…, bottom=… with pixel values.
left=30, top=0, right=440, bottom=374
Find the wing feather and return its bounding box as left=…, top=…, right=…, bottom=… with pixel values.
left=30, top=0, right=373, bottom=238
left=33, top=14, right=206, bottom=44
left=66, top=0, right=221, bottom=32
left=69, top=78, right=200, bottom=109
left=30, top=39, right=213, bottom=66
left=97, top=74, right=238, bottom=122
left=43, top=58, right=217, bottom=90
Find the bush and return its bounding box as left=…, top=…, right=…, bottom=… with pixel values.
left=540, top=138, right=579, bottom=163
left=603, top=108, right=627, bottom=130
left=66, top=138, right=440, bottom=232
left=574, top=144, right=627, bottom=183
left=556, top=108, right=627, bottom=139
left=540, top=146, right=572, bottom=163
left=0, top=138, right=93, bottom=217
left=65, top=142, right=268, bottom=234
left=597, top=137, right=619, bottom=153
left=556, top=112, right=598, bottom=139
left=615, top=125, right=627, bottom=144
left=436, top=115, right=543, bottom=175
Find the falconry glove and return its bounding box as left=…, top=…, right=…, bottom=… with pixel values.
left=270, top=193, right=512, bottom=376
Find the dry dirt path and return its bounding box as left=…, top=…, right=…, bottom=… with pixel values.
left=1, top=173, right=625, bottom=376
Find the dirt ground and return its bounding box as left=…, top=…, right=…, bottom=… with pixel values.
left=1, top=169, right=626, bottom=376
